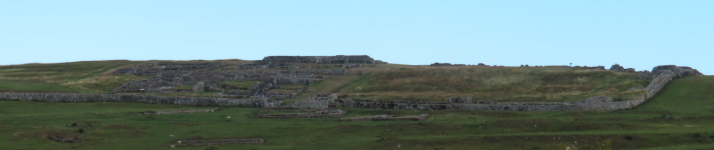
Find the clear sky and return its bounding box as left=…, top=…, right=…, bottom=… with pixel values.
left=1, top=1, right=712, bottom=74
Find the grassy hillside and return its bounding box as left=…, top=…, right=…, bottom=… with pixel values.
left=0, top=60, right=649, bottom=102
left=339, top=66, right=649, bottom=102
left=0, top=60, right=146, bottom=93
left=1, top=76, right=713, bottom=150
left=0, top=60, right=247, bottom=93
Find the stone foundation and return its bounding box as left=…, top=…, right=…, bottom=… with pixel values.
left=340, top=114, right=429, bottom=122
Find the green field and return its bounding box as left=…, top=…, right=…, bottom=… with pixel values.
left=2, top=76, right=714, bottom=150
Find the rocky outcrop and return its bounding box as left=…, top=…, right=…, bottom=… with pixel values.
left=640, top=65, right=703, bottom=79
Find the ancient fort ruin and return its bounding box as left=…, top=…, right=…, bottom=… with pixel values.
left=0, top=55, right=704, bottom=113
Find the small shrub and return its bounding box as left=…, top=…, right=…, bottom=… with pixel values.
left=78, top=128, right=84, bottom=133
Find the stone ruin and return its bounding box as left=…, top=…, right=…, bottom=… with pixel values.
left=257, top=55, right=385, bottom=64
left=142, top=107, right=219, bottom=115
left=237, top=55, right=385, bottom=70
left=176, top=139, right=264, bottom=147
left=108, top=56, right=379, bottom=102
left=283, top=93, right=338, bottom=110
left=3, top=57, right=706, bottom=113
left=431, top=62, right=466, bottom=66
left=339, top=114, right=429, bottom=122
left=252, top=109, right=346, bottom=119
left=111, top=63, right=345, bottom=97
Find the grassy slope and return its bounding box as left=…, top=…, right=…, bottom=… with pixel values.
left=1, top=76, right=714, bottom=150
left=0, top=59, right=249, bottom=94
left=340, top=66, right=650, bottom=102
left=0, top=60, right=146, bottom=93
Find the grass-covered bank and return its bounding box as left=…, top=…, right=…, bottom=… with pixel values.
left=1, top=76, right=713, bottom=150
left=342, top=66, right=650, bottom=102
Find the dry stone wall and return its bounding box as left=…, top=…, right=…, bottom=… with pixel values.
left=253, top=109, right=346, bottom=118
left=0, top=93, right=269, bottom=107
left=153, top=107, right=219, bottom=115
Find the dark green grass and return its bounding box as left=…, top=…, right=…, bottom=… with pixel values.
left=1, top=76, right=714, bottom=150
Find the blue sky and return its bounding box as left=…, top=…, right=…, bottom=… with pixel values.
left=1, top=1, right=712, bottom=74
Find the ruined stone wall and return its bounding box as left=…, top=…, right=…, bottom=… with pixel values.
left=253, top=109, right=346, bottom=118
left=0, top=93, right=267, bottom=107
left=284, top=93, right=338, bottom=110
left=260, top=55, right=379, bottom=64
left=155, top=107, right=218, bottom=115
left=113, top=69, right=345, bottom=93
